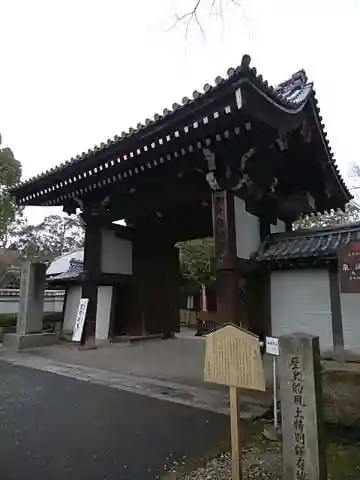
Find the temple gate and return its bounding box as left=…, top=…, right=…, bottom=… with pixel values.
left=11, top=55, right=350, bottom=345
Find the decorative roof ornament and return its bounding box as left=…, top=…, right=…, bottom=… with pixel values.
left=241, top=54, right=251, bottom=69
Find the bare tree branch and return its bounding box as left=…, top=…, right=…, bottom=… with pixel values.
left=169, top=0, right=243, bottom=36
left=168, top=0, right=204, bottom=37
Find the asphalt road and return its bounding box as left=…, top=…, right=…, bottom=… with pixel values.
left=0, top=361, right=228, bottom=480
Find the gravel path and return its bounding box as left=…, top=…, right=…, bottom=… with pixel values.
left=178, top=451, right=280, bottom=479
left=164, top=437, right=281, bottom=479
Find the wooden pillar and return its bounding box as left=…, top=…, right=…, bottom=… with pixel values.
left=212, top=190, right=239, bottom=325
left=329, top=261, right=344, bottom=349
left=81, top=219, right=102, bottom=345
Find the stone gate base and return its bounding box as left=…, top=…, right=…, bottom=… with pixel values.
left=2, top=332, right=58, bottom=350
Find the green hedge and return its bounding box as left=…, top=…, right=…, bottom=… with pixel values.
left=0, top=312, right=63, bottom=328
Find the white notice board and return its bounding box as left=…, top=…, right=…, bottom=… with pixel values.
left=72, top=298, right=89, bottom=342
left=265, top=336, right=279, bottom=356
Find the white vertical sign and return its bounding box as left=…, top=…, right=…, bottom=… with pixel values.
left=72, top=298, right=89, bottom=342
left=265, top=336, right=280, bottom=430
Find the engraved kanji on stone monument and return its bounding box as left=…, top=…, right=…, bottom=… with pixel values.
left=279, top=333, right=327, bottom=480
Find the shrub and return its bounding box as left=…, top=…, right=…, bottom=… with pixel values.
left=0, top=312, right=63, bottom=329
left=0, top=314, right=17, bottom=328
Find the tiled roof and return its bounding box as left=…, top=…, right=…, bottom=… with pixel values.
left=13, top=56, right=310, bottom=191
left=46, top=249, right=83, bottom=275
left=47, top=258, right=83, bottom=283
left=254, top=222, right=360, bottom=262
left=11, top=54, right=350, bottom=207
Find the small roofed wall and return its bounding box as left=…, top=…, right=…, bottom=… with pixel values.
left=101, top=229, right=132, bottom=275
left=234, top=197, right=260, bottom=258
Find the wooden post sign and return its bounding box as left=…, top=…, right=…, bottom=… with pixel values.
left=204, top=323, right=265, bottom=480
left=339, top=241, right=360, bottom=293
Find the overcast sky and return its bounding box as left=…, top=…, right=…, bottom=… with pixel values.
left=0, top=0, right=359, bottom=224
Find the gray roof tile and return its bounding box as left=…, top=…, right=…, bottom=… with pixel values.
left=254, top=222, right=360, bottom=262
left=47, top=259, right=83, bottom=283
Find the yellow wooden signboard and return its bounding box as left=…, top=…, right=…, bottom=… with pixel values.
left=203, top=323, right=265, bottom=480
left=204, top=323, right=265, bottom=391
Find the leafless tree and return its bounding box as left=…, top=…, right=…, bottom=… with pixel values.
left=170, top=0, right=243, bottom=35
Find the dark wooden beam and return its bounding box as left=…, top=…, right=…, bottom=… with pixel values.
left=87, top=174, right=212, bottom=224
left=81, top=219, right=102, bottom=345
left=132, top=202, right=213, bottom=244
left=329, top=261, right=344, bottom=349
left=259, top=219, right=271, bottom=241
left=94, top=272, right=132, bottom=286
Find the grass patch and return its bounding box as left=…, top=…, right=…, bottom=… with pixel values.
left=327, top=441, right=360, bottom=479
left=323, top=368, right=360, bottom=428
left=0, top=312, right=62, bottom=329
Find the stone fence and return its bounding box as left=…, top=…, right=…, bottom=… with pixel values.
left=0, top=289, right=65, bottom=315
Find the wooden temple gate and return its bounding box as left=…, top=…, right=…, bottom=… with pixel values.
left=11, top=55, right=350, bottom=345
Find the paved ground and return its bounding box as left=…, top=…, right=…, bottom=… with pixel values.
left=0, top=361, right=228, bottom=480
left=0, top=333, right=272, bottom=418
left=23, top=335, right=209, bottom=386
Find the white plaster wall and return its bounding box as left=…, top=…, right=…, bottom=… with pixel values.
left=0, top=293, right=64, bottom=315
left=45, top=296, right=64, bottom=313
left=0, top=299, right=19, bottom=315
left=233, top=197, right=260, bottom=259
left=340, top=293, right=360, bottom=351
left=270, top=220, right=286, bottom=234
left=101, top=229, right=132, bottom=275
left=95, top=286, right=113, bottom=341
left=63, top=286, right=82, bottom=333
left=271, top=269, right=333, bottom=351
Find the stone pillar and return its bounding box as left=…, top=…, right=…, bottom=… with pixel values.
left=81, top=219, right=102, bottom=345
left=279, top=333, right=327, bottom=480
left=212, top=190, right=239, bottom=325
left=17, top=262, right=46, bottom=334
left=3, top=262, right=57, bottom=349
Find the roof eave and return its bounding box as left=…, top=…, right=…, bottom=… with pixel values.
left=11, top=56, right=313, bottom=202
